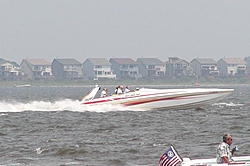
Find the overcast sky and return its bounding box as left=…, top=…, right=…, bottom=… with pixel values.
left=1, top=0, right=250, bottom=64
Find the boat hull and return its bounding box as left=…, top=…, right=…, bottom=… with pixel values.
left=181, top=156, right=250, bottom=166
left=81, top=88, right=234, bottom=110
left=126, top=92, right=231, bottom=110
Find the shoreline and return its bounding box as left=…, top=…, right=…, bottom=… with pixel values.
left=0, top=77, right=250, bottom=88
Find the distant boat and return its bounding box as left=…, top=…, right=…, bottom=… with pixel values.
left=15, top=84, right=31, bottom=88
left=192, top=82, right=200, bottom=86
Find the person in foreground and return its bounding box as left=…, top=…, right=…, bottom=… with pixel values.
left=216, top=133, right=243, bottom=164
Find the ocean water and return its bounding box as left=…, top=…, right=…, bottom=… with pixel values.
left=0, top=84, right=250, bottom=166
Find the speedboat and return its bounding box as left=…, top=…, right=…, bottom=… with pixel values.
left=159, top=146, right=250, bottom=166
left=81, top=85, right=234, bottom=110
left=181, top=156, right=250, bottom=166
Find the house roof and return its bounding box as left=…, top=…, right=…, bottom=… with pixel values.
left=173, top=59, right=189, bottom=64
left=0, top=61, right=10, bottom=66
left=166, top=57, right=189, bottom=64
left=11, top=61, right=20, bottom=67
left=0, top=58, right=5, bottom=63
left=24, top=59, right=51, bottom=65
left=54, top=59, right=81, bottom=65
left=110, top=58, right=138, bottom=65
left=244, top=56, right=250, bottom=61
left=168, top=57, right=180, bottom=62
left=0, top=61, right=20, bottom=67
left=137, top=58, right=164, bottom=65
left=0, top=58, right=19, bottom=67
left=86, top=58, right=111, bottom=65
left=192, top=58, right=217, bottom=64
left=220, top=58, right=246, bottom=65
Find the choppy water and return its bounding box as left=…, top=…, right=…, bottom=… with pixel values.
left=0, top=84, right=250, bottom=166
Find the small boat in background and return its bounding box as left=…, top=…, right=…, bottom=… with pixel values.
left=15, top=84, right=31, bottom=88
left=192, top=82, right=200, bottom=86
left=81, top=85, right=234, bottom=110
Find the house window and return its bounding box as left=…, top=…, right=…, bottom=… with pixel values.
left=157, top=71, right=164, bottom=75
left=148, top=65, right=155, bottom=69
left=1, top=66, right=5, bottom=70
left=95, top=65, right=102, bottom=69
left=176, top=64, right=182, bottom=69
left=122, top=65, right=128, bottom=69
left=201, top=66, right=209, bottom=70
left=43, top=72, right=50, bottom=76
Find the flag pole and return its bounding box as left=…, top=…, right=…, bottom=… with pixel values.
left=170, top=144, right=183, bottom=162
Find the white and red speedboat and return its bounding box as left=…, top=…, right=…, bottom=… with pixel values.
left=159, top=146, right=250, bottom=166
left=81, top=85, right=234, bottom=110
left=181, top=156, right=250, bottom=166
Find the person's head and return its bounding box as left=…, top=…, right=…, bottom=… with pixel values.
left=223, top=133, right=233, bottom=145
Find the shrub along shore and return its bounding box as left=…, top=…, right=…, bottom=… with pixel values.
left=1, top=76, right=250, bottom=87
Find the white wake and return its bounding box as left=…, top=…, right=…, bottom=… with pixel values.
left=0, top=99, right=143, bottom=112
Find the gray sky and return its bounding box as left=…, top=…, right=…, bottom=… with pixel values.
left=1, top=0, right=250, bottom=64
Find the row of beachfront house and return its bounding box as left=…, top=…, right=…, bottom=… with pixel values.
left=1, top=57, right=250, bottom=80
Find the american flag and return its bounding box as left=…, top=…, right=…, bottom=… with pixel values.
left=158, top=146, right=182, bottom=166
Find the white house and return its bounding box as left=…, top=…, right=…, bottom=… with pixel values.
left=136, top=58, right=166, bottom=78
left=82, top=58, right=116, bottom=80
left=217, top=58, right=246, bottom=76
left=20, top=59, right=52, bottom=79
left=190, top=58, right=219, bottom=77
left=109, top=58, right=141, bottom=79
left=52, top=58, right=83, bottom=79
left=0, top=60, right=23, bottom=80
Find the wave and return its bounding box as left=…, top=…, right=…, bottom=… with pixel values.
left=0, top=99, right=143, bottom=112
left=1, top=100, right=240, bottom=113
left=212, top=102, right=244, bottom=107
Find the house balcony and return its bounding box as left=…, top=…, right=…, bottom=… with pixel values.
left=0, top=68, right=12, bottom=71
left=237, top=67, right=246, bottom=70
